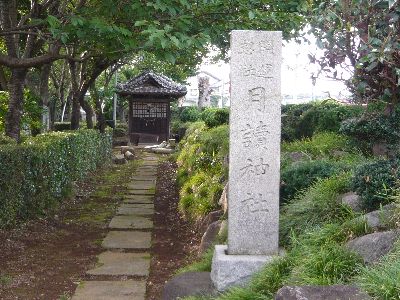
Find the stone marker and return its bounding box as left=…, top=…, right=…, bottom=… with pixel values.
left=72, top=280, right=146, bottom=300
left=102, top=231, right=151, bottom=249
left=87, top=252, right=150, bottom=276
left=211, top=30, right=282, bottom=291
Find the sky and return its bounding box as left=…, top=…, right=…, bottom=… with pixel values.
left=198, top=37, right=352, bottom=104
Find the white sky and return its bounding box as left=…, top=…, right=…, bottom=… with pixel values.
left=199, top=37, right=352, bottom=102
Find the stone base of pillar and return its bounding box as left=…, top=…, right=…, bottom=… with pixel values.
left=210, top=245, right=277, bottom=291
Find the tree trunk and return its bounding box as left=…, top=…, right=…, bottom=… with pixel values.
left=90, top=84, right=106, bottom=133
left=5, top=68, right=28, bottom=141
left=39, top=64, right=51, bottom=132
left=79, top=93, right=94, bottom=129
left=198, top=76, right=212, bottom=108
left=69, top=60, right=80, bottom=129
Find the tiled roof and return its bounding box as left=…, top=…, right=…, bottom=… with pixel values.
left=116, top=71, right=187, bottom=97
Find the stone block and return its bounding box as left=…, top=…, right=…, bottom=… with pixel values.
left=124, top=150, right=135, bottom=160
left=199, top=221, right=222, bottom=255
left=109, top=215, right=153, bottom=230
left=211, top=245, right=275, bottom=291
left=102, top=231, right=151, bottom=249
left=121, top=146, right=135, bottom=155
left=113, top=154, right=127, bottom=165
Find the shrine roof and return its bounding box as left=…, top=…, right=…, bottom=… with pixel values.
left=116, top=71, right=187, bottom=97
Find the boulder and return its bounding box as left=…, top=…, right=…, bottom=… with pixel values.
left=113, top=154, right=126, bottom=165
left=162, top=272, right=216, bottom=300
left=357, top=204, right=396, bottom=230
left=346, top=230, right=399, bottom=264
left=275, top=285, right=371, bottom=300
left=199, top=210, right=223, bottom=233
left=218, top=183, right=228, bottom=214
left=120, top=146, right=135, bottom=155
left=199, top=221, right=222, bottom=255
left=341, top=192, right=363, bottom=212
left=124, top=151, right=135, bottom=161
left=152, top=148, right=175, bottom=154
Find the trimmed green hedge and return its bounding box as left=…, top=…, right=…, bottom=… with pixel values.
left=0, top=129, right=112, bottom=228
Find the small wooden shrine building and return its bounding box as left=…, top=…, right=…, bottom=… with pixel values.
left=117, top=71, right=187, bottom=144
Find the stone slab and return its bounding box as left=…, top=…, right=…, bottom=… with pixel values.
left=124, top=196, right=153, bottom=204
left=131, top=176, right=157, bottom=182
left=127, top=189, right=155, bottom=196
left=228, top=30, right=282, bottom=255
left=211, top=245, right=275, bottom=291
left=109, top=215, right=153, bottom=230
left=87, top=252, right=150, bottom=276
left=72, top=280, right=146, bottom=300
left=127, top=183, right=155, bottom=190
left=102, top=231, right=151, bottom=249
left=118, top=205, right=154, bottom=216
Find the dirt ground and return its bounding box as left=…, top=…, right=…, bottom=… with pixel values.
left=0, top=154, right=200, bottom=300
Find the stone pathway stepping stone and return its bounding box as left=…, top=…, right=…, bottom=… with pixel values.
left=118, top=205, right=154, bottom=216
left=127, top=189, right=155, bottom=196
left=127, top=183, right=155, bottom=190
left=72, top=151, right=159, bottom=300
left=124, top=195, right=153, bottom=204
left=109, top=215, right=153, bottom=230
left=87, top=252, right=150, bottom=276
left=102, top=231, right=151, bottom=249
left=72, top=280, right=146, bottom=300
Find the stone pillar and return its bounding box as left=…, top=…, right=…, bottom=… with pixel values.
left=211, top=30, right=282, bottom=291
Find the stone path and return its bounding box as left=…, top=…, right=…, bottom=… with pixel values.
left=72, top=153, right=158, bottom=300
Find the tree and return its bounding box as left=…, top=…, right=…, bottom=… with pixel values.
left=1, top=0, right=311, bottom=140
left=309, top=0, right=400, bottom=108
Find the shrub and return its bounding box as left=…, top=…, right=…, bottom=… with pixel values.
left=0, top=134, right=17, bottom=145
left=200, top=108, right=229, bottom=128
left=281, top=103, right=314, bottom=142
left=280, top=160, right=340, bottom=203
left=113, top=124, right=128, bottom=138
left=180, top=106, right=202, bottom=123
left=351, top=159, right=400, bottom=211
left=0, top=129, right=112, bottom=228
left=282, top=132, right=351, bottom=158
left=340, top=109, right=400, bottom=149
left=296, top=100, right=363, bottom=138
left=53, top=122, right=71, bottom=131
left=280, top=173, right=353, bottom=245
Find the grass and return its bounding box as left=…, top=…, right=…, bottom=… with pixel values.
left=0, top=274, right=12, bottom=287
left=177, top=248, right=214, bottom=274
left=280, top=172, right=353, bottom=245
left=355, top=240, right=400, bottom=299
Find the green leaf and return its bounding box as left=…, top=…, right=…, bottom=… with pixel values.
left=134, top=20, right=148, bottom=27
left=248, top=11, right=255, bottom=20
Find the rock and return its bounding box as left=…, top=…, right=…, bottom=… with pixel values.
left=121, top=146, right=135, bottom=154
left=124, top=150, right=135, bottom=160
left=162, top=272, right=216, bottom=300
left=218, top=183, right=228, bottom=214
left=372, top=142, right=389, bottom=157
left=168, top=139, right=176, bottom=148
left=199, top=220, right=222, bottom=255
left=199, top=210, right=223, bottom=233
left=275, top=285, right=371, bottom=300
left=218, top=220, right=228, bottom=238
left=152, top=148, right=175, bottom=154
left=346, top=230, right=399, bottom=264
left=341, top=192, right=363, bottom=212
left=113, top=154, right=126, bottom=164
left=358, top=203, right=396, bottom=230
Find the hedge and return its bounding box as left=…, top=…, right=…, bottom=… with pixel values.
left=0, top=129, right=112, bottom=228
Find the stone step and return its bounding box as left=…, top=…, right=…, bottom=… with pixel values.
left=109, top=215, right=153, bottom=230
left=87, top=252, right=150, bottom=276
left=72, top=280, right=146, bottom=300
left=118, top=204, right=154, bottom=216
left=102, top=231, right=151, bottom=249
left=124, top=196, right=153, bottom=204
